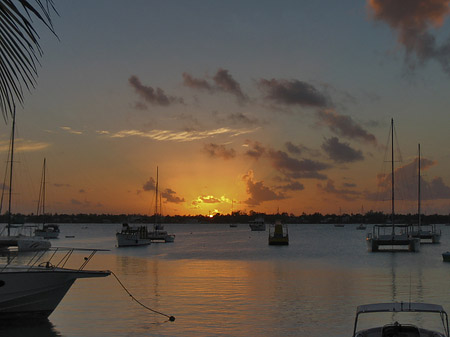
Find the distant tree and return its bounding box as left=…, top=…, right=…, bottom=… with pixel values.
left=0, top=0, right=57, bottom=119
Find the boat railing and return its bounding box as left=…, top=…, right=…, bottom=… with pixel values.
left=0, top=247, right=109, bottom=273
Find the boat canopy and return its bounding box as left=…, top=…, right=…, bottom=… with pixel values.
left=356, top=302, right=446, bottom=314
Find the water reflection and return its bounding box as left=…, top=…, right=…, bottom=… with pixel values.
left=0, top=319, right=62, bottom=337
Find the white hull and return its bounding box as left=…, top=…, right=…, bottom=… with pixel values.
left=116, top=232, right=151, bottom=247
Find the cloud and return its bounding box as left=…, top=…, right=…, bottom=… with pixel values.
left=213, top=68, right=247, bottom=102
left=0, top=138, right=50, bottom=153
left=285, top=141, right=303, bottom=155
left=316, top=109, right=377, bottom=145
left=243, top=140, right=266, bottom=159
left=143, top=177, right=156, bottom=191
left=242, top=170, right=286, bottom=206
left=225, top=112, right=259, bottom=126
left=182, top=72, right=213, bottom=92
left=61, top=126, right=83, bottom=135
left=368, top=0, right=450, bottom=73
left=317, top=179, right=361, bottom=201
left=161, top=188, right=185, bottom=204
left=322, top=137, right=364, bottom=163
left=98, top=127, right=256, bottom=142
left=258, top=78, right=329, bottom=107
left=280, top=181, right=305, bottom=191
left=268, top=149, right=330, bottom=180
left=203, top=143, right=236, bottom=160
left=285, top=141, right=321, bottom=157
left=182, top=68, right=247, bottom=102
left=129, top=75, right=183, bottom=106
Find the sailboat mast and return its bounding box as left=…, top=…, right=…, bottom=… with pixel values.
left=7, top=109, right=16, bottom=236
left=391, top=118, right=395, bottom=234
left=43, top=158, right=46, bottom=224
left=155, top=166, right=159, bottom=224
left=418, top=144, right=421, bottom=229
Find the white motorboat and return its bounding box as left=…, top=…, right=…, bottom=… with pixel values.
left=0, top=247, right=110, bottom=319
left=249, top=217, right=265, bottom=231
left=116, top=223, right=151, bottom=247
left=352, top=302, right=449, bottom=337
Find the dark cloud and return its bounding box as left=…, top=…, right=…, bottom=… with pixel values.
left=182, top=72, right=213, bottom=92
left=368, top=0, right=450, bottom=73
left=161, top=188, right=185, bottom=204
left=129, top=75, right=183, bottom=106
left=316, top=110, right=377, bottom=145
left=213, top=68, right=247, bottom=102
left=268, top=149, right=330, bottom=180
left=322, top=137, right=364, bottom=163
left=244, top=140, right=266, bottom=159
left=203, top=143, right=236, bottom=160
left=258, top=78, right=329, bottom=107
left=285, top=141, right=302, bottom=155
left=182, top=68, right=247, bottom=102
left=226, top=112, right=258, bottom=126
left=243, top=171, right=286, bottom=206
left=143, top=177, right=156, bottom=191
left=317, top=179, right=361, bottom=201
left=280, top=181, right=305, bottom=191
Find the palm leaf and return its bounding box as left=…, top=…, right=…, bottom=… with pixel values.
left=0, top=0, right=57, bottom=120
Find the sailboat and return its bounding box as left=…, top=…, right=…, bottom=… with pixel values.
left=410, top=144, right=441, bottom=243
left=148, top=167, right=175, bottom=243
left=366, top=119, right=420, bottom=252
left=0, top=110, right=51, bottom=251
left=34, top=158, right=60, bottom=239
left=356, top=206, right=366, bottom=230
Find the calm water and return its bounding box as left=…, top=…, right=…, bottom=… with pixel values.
left=2, top=223, right=450, bottom=337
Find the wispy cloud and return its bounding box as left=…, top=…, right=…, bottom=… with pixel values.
left=0, top=139, right=50, bottom=152
left=368, top=0, right=450, bottom=74
left=98, top=127, right=256, bottom=142
left=61, top=126, right=83, bottom=135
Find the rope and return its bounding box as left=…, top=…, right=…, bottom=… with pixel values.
left=111, top=271, right=175, bottom=322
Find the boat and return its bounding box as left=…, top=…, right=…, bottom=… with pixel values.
left=366, top=119, right=420, bottom=252
left=268, top=220, right=289, bottom=245
left=410, top=144, right=441, bottom=244
left=443, top=251, right=450, bottom=262
left=34, top=158, right=60, bottom=239
left=0, top=111, right=51, bottom=251
left=352, top=302, right=450, bottom=337
left=0, top=247, right=110, bottom=319
left=249, top=217, right=265, bottom=231
left=147, top=167, right=175, bottom=243
left=116, top=223, right=151, bottom=247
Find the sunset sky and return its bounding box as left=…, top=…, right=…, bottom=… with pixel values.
left=2, top=0, right=450, bottom=217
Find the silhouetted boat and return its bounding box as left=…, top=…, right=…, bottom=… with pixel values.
left=116, top=223, right=151, bottom=247
left=352, top=302, right=449, bottom=337
left=249, top=218, right=265, bottom=231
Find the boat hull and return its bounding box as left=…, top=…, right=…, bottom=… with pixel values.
left=0, top=268, right=109, bottom=319
left=116, top=233, right=151, bottom=247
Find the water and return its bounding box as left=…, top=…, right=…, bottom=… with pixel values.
left=2, top=223, right=450, bottom=336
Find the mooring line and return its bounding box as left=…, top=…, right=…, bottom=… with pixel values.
left=111, top=271, right=175, bottom=322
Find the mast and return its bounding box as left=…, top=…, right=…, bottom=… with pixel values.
left=418, top=144, right=421, bottom=229
left=391, top=118, right=395, bottom=235
left=37, top=158, right=47, bottom=225
left=7, top=109, right=16, bottom=236
left=155, top=166, right=159, bottom=226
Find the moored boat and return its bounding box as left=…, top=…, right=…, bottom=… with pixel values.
left=249, top=217, right=265, bottom=231
left=268, top=220, right=289, bottom=245
left=116, top=223, right=151, bottom=247
left=352, top=302, right=450, bottom=337
left=443, top=251, right=450, bottom=262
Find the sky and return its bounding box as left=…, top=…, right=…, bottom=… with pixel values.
left=2, top=0, right=450, bottom=217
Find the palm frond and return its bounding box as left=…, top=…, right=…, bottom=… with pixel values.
left=0, top=0, right=57, bottom=121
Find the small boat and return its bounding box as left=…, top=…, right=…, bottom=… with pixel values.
left=352, top=302, right=450, bottom=337
left=268, top=220, right=289, bottom=245
left=249, top=217, right=265, bottom=231
left=0, top=247, right=110, bottom=320
left=116, top=223, right=151, bottom=247
left=443, top=251, right=450, bottom=262
left=35, top=224, right=60, bottom=239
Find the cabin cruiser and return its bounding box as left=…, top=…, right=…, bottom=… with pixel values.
left=249, top=217, right=266, bottom=231
left=0, top=247, right=110, bottom=319
left=352, top=302, right=449, bottom=337
left=116, top=223, right=151, bottom=247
